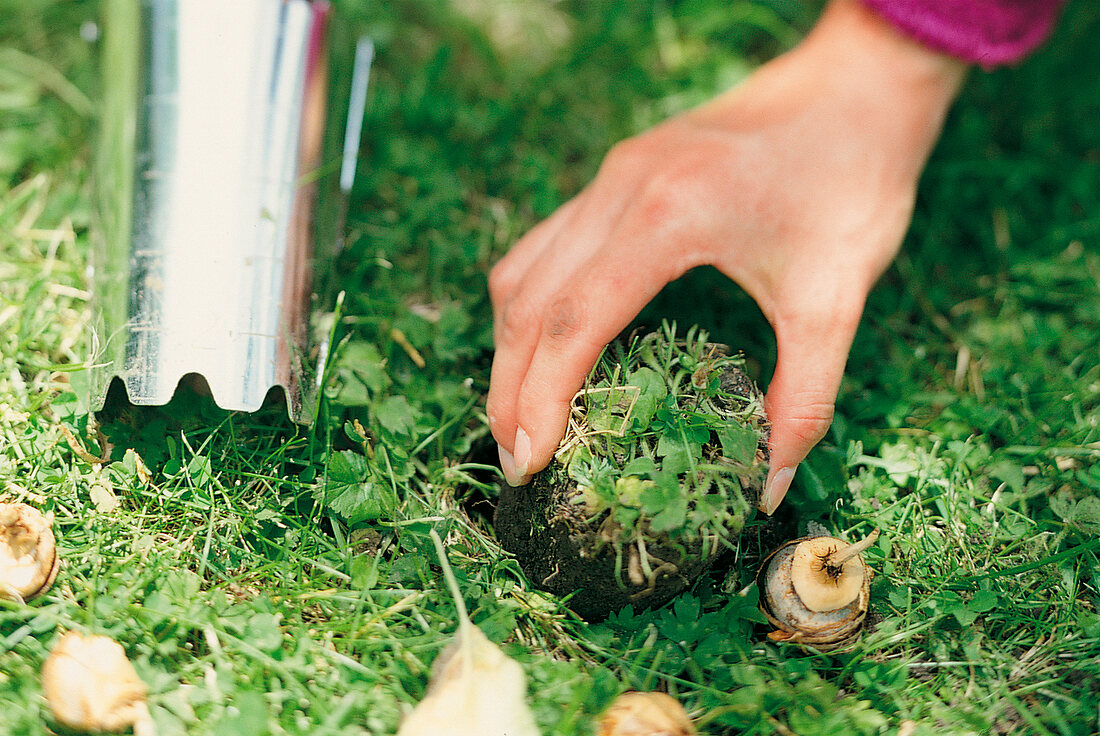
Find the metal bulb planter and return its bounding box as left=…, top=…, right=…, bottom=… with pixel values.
left=91, top=0, right=373, bottom=422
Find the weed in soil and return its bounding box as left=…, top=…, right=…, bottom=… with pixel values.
left=496, top=323, right=770, bottom=620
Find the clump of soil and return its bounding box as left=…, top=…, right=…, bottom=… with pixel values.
left=495, top=325, right=769, bottom=621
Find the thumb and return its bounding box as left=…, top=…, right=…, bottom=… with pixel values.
left=759, top=298, right=863, bottom=515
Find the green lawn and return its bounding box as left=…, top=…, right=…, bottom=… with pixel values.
left=2, top=1, right=1099, bottom=734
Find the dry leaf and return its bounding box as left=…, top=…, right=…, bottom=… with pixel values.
left=397, top=531, right=540, bottom=736
left=127, top=448, right=153, bottom=485
left=41, top=632, right=156, bottom=735
left=598, top=691, right=695, bottom=736
left=90, top=481, right=119, bottom=513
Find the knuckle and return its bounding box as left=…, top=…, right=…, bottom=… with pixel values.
left=488, top=261, right=517, bottom=305
left=633, top=166, right=699, bottom=232
left=543, top=294, right=586, bottom=344
left=635, top=179, right=677, bottom=229
left=495, top=295, right=538, bottom=344
left=782, top=401, right=836, bottom=446
left=601, top=137, right=645, bottom=173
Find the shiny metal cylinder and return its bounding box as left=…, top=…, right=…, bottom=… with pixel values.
left=91, top=0, right=366, bottom=421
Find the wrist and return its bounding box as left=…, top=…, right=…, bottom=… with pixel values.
left=797, top=0, right=968, bottom=159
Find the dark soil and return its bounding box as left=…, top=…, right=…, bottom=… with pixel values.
left=495, top=471, right=722, bottom=620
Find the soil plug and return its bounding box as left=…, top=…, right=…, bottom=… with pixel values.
left=0, top=502, right=60, bottom=603
left=495, top=324, right=770, bottom=620
left=598, top=691, right=695, bottom=736
left=396, top=529, right=540, bottom=736
left=41, top=632, right=156, bottom=735
left=757, top=530, right=879, bottom=650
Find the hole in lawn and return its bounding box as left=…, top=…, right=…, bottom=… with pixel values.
left=94, top=375, right=297, bottom=467
left=459, top=435, right=505, bottom=527
left=634, top=265, right=776, bottom=381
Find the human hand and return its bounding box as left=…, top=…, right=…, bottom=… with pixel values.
left=487, top=0, right=966, bottom=512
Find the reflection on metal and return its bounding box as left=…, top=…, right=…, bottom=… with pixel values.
left=342, top=37, right=374, bottom=194
left=92, top=0, right=370, bottom=422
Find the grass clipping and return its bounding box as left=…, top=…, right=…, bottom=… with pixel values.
left=496, top=324, right=769, bottom=620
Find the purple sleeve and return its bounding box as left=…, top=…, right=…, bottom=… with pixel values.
left=861, top=0, right=1067, bottom=66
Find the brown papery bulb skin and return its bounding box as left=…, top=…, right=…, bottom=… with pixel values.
left=757, top=530, right=878, bottom=650
left=0, top=502, right=60, bottom=602
left=598, top=691, right=696, bottom=736
left=41, top=632, right=154, bottom=734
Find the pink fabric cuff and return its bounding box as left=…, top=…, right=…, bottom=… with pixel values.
left=862, top=0, right=1067, bottom=67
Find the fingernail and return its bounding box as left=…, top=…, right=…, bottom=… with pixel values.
left=497, top=443, right=530, bottom=487
left=761, top=466, right=796, bottom=515
left=513, top=426, right=532, bottom=476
